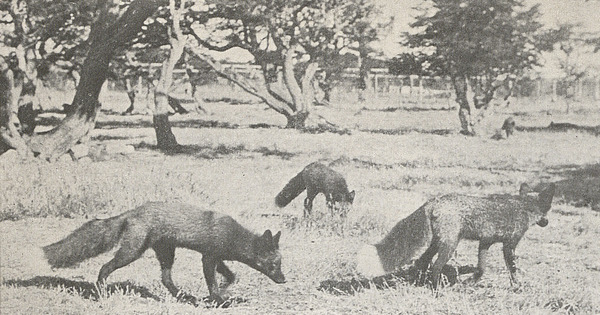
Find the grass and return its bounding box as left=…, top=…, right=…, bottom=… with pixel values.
left=1, top=89, right=599, bottom=314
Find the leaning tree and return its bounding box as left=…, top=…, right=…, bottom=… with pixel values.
left=1, top=0, right=161, bottom=160
left=405, top=0, right=547, bottom=135
left=184, top=0, right=383, bottom=128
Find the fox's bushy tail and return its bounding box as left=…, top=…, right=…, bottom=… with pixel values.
left=43, top=214, right=128, bottom=268
left=357, top=204, right=433, bottom=277
left=275, top=171, right=306, bottom=207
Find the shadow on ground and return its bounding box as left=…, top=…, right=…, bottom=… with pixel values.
left=135, top=142, right=296, bottom=160
left=544, top=163, right=600, bottom=211
left=3, top=276, right=160, bottom=301
left=96, top=119, right=241, bottom=130
left=3, top=276, right=246, bottom=308
left=518, top=121, right=600, bottom=136
left=318, top=264, right=478, bottom=295
left=359, top=106, right=456, bottom=113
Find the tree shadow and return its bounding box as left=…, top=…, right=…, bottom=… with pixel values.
left=362, top=128, right=454, bottom=136
left=517, top=121, right=600, bottom=136
left=135, top=142, right=296, bottom=160
left=318, top=264, right=479, bottom=295
left=544, top=163, right=600, bottom=211
left=95, top=119, right=241, bottom=130
left=360, top=106, right=455, bottom=113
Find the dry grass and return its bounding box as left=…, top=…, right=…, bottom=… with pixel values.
left=1, top=89, right=599, bottom=314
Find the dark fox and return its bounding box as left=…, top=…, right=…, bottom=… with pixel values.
left=42, top=202, right=285, bottom=303
left=501, top=117, right=516, bottom=138
left=357, top=183, right=555, bottom=288
left=275, top=162, right=355, bottom=217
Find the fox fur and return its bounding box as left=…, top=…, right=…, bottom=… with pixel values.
left=275, top=162, right=355, bottom=217
left=357, top=183, right=555, bottom=287
left=43, top=202, right=285, bottom=302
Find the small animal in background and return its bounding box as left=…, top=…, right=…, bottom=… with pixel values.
left=275, top=162, right=355, bottom=217
left=357, top=183, right=555, bottom=289
left=42, top=202, right=285, bottom=304
left=501, top=117, right=516, bottom=138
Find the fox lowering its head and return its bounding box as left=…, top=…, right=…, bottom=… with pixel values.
left=357, top=183, right=555, bottom=287
left=42, top=202, right=286, bottom=304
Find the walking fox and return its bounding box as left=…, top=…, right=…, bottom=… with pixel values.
left=357, top=183, right=555, bottom=288
left=275, top=162, right=355, bottom=217
left=42, top=202, right=285, bottom=303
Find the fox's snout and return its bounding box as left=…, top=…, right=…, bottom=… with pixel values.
left=537, top=217, right=548, bottom=227
left=269, top=271, right=286, bottom=284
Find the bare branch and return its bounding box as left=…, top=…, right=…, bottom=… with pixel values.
left=188, top=28, right=244, bottom=52
left=186, top=46, right=293, bottom=117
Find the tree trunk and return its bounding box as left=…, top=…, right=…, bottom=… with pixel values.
left=152, top=0, right=185, bottom=151
left=123, top=77, right=136, bottom=114
left=0, top=58, right=31, bottom=156
left=357, top=48, right=370, bottom=102
left=452, top=75, right=474, bottom=135
left=26, top=0, right=159, bottom=161
left=186, top=44, right=324, bottom=129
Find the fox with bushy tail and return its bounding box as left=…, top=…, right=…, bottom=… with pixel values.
left=275, top=162, right=355, bottom=217
left=43, top=202, right=286, bottom=303
left=357, top=183, right=555, bottom=288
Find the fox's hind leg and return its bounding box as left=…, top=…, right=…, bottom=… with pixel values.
left=415, top=236, right=439, bottom=275
left=152, top=243, right=180, bottom=297
left=502, top=241, right=520, bottom=286
left=202, top=255, right=224, bottom=303
left=216, top=261, right=236, bottom=289
left=430, top=238, right=460, bottom=289
left=97, top=224, right=148, bottom=285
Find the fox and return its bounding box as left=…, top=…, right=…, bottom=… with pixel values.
left=42, top=202, right=285, bottom=303
left=275, top=162, right=355, bottom=217
left=357, top=183, right=555, bottom=288
left=501, top=117, right=516, bottom=138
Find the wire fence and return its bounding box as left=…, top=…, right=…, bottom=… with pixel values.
left=48, top=65, right=600, bottom=111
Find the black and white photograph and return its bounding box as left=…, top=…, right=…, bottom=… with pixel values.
left=1, top=0, right=599, bottom=313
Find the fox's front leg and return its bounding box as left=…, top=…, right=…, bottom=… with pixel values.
left=472, top=241, right=493, bottom=282
left=304, top=189, right=317, bottom=217
left=202, top=255, right=224, bottom=303
left=502, top=242, right=520, bottom=286
left=216, top=261, right=236, bottom=290
left=325, top=193, right=334, bottom=211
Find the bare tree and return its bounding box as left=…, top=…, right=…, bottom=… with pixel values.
left=186, top=0, right=377, bottom=128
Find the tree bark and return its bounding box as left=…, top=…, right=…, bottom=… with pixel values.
left=189, top=31, right=323, bottom=129
left=452, top=75, right=474, bottom=136
left=0, top=58, right=31, bottom=156
left=26, top=0, right=159, bottom=161
left=152, top=0, right=186, bottom=151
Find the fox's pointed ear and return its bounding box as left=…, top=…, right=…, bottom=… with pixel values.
left=349, top=190, right=356, bottom=202
left=273, top=231, right=281, bottom=247
left=519, top=183, right=532, bottom=197
left=262, top=230, right=273, bottom=241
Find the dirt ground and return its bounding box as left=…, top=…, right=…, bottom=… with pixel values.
left=1, top=91, right=599, bottom=314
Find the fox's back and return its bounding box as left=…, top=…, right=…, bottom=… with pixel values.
left=302, top=163, right=348, bottom=193
left=126, top=202, right=248, bottom=256
left=427, top=194, right=542, bottom=242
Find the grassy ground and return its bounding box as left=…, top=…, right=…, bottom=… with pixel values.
left=1, top=90, right=599, bottom=314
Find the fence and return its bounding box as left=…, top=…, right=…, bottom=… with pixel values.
left=51, top=64, right=599, bottom=110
